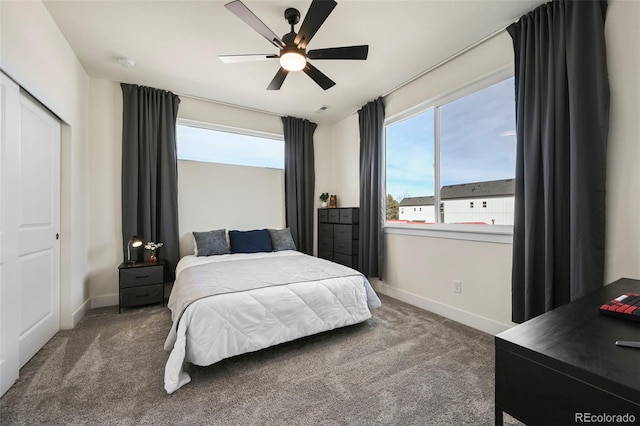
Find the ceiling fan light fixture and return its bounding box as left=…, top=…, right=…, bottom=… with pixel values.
left=280, top=50, right=306, bottom=72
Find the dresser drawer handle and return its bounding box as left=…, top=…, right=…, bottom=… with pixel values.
left=136, top=275, right=150, bottom=279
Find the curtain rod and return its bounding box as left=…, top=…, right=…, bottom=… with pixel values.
left=380, top=24, right=510, bottom=99
left=173, top=91, right=282, bottom=117
left=347, top=23, right=511, bottom=118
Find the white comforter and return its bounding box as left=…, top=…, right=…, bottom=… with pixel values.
left=164, top=250, right=380, bottom=394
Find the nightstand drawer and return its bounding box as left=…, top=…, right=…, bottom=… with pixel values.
left=120, top=265, right=164, bottom=288
left=120, top=284, right=163, bottom=308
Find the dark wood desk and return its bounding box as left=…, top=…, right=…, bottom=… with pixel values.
left=495, top=278, right=640, bottom=425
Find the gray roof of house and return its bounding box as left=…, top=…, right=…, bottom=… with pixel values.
left=440, top=178, right=515, bottom=200
left=399, top=196, right=435, bottom=206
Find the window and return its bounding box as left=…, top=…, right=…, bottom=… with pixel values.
left=177, top=121, right=284, bottom=169
left=384, top=74, right=516, bottom=227
left=385, top=109, right=435, bottom=223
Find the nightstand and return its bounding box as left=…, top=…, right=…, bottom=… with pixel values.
left=118, top=261, right=165, bottom=313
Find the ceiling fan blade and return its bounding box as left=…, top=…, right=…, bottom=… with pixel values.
left=294, top=0, right=337, bottom=50
left=307, top=45, right=369, bottom=60
left=303, top=62, right=335, bottom=90
left=225, top=1, right=285, bottom=49
left=267, top=67, right=289, bottom=90
left=219, top=54, right=278, bottom=64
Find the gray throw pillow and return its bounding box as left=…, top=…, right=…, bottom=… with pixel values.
left=268, top=228, right=297, bottom=252
left=193, top=229, right=230, bottom=256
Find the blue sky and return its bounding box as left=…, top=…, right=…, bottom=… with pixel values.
left=177, top=125, right=284, bottom=169
left=385, top=77, right=516, bottom=200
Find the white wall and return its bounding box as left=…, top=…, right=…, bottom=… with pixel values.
left=327, top=117, right=361, bottom=208
left=87, top=79, right=122, bottom=307
left=320, top=0, right=640, bottom=333
left=604, top=0, right=640, bottom=283
left=177, top=160, right=285, bottom=256
left=1, top=0, right=91, bottom=328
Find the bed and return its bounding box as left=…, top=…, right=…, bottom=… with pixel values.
left=164, top=242, right=381, bottom=394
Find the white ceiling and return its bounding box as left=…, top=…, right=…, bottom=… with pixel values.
left=44, top=0, right=543, bottom=124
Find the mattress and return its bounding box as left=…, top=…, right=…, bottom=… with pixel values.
left=164, top=250, right=380, bottom=393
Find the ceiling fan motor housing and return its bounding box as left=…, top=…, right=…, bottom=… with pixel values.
left=284, top=7, right=300, bottom=26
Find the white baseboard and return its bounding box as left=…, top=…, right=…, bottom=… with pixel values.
left=65, top=298, right=90, bottom=329
left=90, top=293, right=118, bottom=309
left=371, top=280, right=513, bottom=335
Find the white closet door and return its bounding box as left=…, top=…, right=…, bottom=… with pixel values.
left=0, top=72, right=61, bottom=397
left=0, top=72, right=21, bottom=396
left=17, top=89, right=61, bottom=367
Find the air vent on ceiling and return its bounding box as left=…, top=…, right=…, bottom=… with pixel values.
left=314, top=105, right=331, bottom=113
left=116, top=56, right=135, bottom=68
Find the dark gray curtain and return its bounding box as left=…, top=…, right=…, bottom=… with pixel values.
left=508, top=0, right=609, bottom=323
left=121, top=83, right=181, bottom=279
left=282, top=116, right=316, bottom=255
left=358, top=98, right=385, bottom=278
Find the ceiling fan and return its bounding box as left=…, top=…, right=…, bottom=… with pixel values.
left=219, top=0, right=369, bottom=90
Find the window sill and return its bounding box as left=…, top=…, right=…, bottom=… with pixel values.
left=384, top=222, right=513, bottom=244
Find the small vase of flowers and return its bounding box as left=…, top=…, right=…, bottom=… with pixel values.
left=319, top=192, right=330, bottom=208
left=145, top=241, right=163, bottom=263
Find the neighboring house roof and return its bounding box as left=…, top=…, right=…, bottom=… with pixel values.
left=399, top=196, right=435, bottom=206
left=441, top=178, right=515, bottom=200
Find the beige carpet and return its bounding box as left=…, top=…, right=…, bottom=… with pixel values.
left=0, top=294, right=520, bottom=425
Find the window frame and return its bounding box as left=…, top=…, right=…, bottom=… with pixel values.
left=176, top=118, right=284, bottom=169
left=383, top=66, right=514, bottom=244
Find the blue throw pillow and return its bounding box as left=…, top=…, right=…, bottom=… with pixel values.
left=229, top=229, right=273, bottom=254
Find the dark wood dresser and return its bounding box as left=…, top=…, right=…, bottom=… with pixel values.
left=318, top=207, right=359, bottom=270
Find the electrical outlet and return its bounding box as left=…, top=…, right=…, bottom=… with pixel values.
left=453, top=280, right=462, bottom=294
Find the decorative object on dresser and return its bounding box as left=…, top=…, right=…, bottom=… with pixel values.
left=118, top=260, right=165, bottom=313
left=319, top=192, right=329, bottom=208
left=125, top=235, right=143, bottom=264
left=144, top=241, right=163, bottom=264
left=318, top=207, right=359, bottom=269
left=328, top=194, right=338, bottom=208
